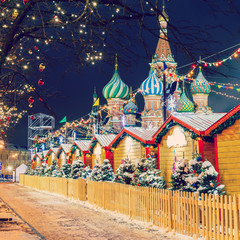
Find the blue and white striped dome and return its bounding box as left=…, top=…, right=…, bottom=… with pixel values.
left=140, top=70, right=163, bottom=96
left=123, top=100, right=138, bottom=115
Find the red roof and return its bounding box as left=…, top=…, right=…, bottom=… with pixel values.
left=108, top=127, right=158, bottom=148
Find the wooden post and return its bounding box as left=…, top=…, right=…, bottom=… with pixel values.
left=233, top=195, right=239, bottom=240
left=214, top=136, right=220, bottom=181
left=198, top=138, right=205, bottom=161
left=168, top=190, right=172, bottom=231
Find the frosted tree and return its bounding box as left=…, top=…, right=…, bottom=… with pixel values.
left=184, top=154, right=225, bottom=195
left=61, top=163, right=72, bottom=178
left=132, top=157, right=165, bottom=189
left=115, top=158, right=135, bottom=184
left=90, top=163, right=102, bottom=182
left=169, top=158, right=189, bottom=190
left=50, top=160, right=61, bottom=177
left=81, top=166, right=92, bottom=180
left=71, top=160, right=85, bottom=179
left=101, top=159, right=115, bottom=182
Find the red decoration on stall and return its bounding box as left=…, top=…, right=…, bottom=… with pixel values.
left=30, top=116, right=34, bottom=120
left=38, top=79, right=44, bottom=86
left=28, top=97, right=34, bottom=104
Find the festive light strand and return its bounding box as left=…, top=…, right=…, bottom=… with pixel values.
left=211, top=90, right=240, bottom=100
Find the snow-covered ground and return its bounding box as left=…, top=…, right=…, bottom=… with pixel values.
left=0, top=183, right=193, bottom=240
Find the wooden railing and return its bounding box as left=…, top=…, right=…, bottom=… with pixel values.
left=20, top=175, right=240, bottom=240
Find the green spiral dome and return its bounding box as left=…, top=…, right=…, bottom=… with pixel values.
left=102, top=69, right=129, bottom=100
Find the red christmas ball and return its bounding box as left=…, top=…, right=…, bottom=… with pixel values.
left=6, top=117, right=10, bottom=120
left=34, top=46, right=38, bottom=50
left=28, top=97, right=34, bottom=104
left=38, top=79, right=44, bottom=86
left=39, top=98, right=43, bottom=101
left=39, top=68, right=43, bottom=72
left=23, top=0, right=29, bottom=4
left=169, top=73, right=173, bottom=77
left=1, top=131, right=5, bottom=135
left=30, top=116, right=34, bottom=120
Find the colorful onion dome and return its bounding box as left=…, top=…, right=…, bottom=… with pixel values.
left=190, top=68, right=211, bottom=94
left=124, top=100, right=138, bottom=115
left=177, top=91, right=194, bottom=112
left=140, top=70, right=163, bottom=96
left=102, top=68, right=129, bottom=100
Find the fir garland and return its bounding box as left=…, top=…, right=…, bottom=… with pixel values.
left=111, top=132, right=156, bottom=149
left=90, top=139, right=98, bottom=153
left=209, top=111, right=240, bottom=137
left=155, top=120, right=214, bottom=143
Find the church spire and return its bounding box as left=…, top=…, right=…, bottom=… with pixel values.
left=153, top=0, right=177, bottom=75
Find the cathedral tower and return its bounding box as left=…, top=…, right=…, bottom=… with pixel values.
left=190, top=67, right=212, bottom=113
left=140, top=66, right=163, bottom=128
left=152, top=1, right=177, bottom=81
left=102, top=56, right=129, bottom=132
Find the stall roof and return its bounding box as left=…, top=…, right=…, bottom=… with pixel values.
left=153, top=112, right=227, bottom=140
left=93, top=134, right=117, bottom=148
left=109, top=127, right=158, bottom=147
left=57, top=144, right=72, bottom=155
left=74, top=140, right=92, bottom=152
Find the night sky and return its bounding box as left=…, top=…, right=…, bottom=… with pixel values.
left=9, top=0, right=240, bottom=147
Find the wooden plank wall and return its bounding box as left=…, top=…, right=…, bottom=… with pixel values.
left=114, top=136, right=146, bottom=171
left=158, top=126, right=198, bottom=187
left=217, top=118, right=240, bottom=195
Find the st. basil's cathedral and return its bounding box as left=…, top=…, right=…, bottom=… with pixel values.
left=97, top=3, right=213, bottom=134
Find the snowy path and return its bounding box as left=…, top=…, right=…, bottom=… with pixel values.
left=0, top=184, right=190, bottom=240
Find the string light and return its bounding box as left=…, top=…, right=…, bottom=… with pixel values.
left=211, top=90, right=240, bottom=100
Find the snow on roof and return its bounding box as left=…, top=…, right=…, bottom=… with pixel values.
left=42, top=150, right=49, bottom=158
left=51, top=147, right=59, bottom=155
left=171, top=112, right=227, bottom=132
left=58, top=144, right=72, bottom=155
left=124, top=127, right=159, bottom=141
left=95, top=134, right=117, bottom=147
left=74, top=140, right=91, bottom=152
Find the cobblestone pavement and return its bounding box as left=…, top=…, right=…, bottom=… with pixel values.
left=0, top=184, right=191, bottom=240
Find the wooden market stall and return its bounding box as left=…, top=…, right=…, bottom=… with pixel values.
left=69, top=140, right=92, bottom=167
left=56, top=144, right=72, bottom=168
left=45, top=147, right=58, bottom=166
left=152, top=112, right=226, bottom=188
left=204, top=104, right=240, bottom=195
left=32, top=153, right=43, bottom=169
left=108, top=127, right=158, bottom=171
left=90, top=134, right=116, bottom=169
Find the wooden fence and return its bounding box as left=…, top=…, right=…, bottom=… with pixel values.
left=19, top=175, right=86, bottom=201
left=88, top=181, right=240, bottom=240
left=20, top=175, right=240, bottom=240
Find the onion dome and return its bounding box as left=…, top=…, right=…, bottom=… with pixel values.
left=124, top=101, right=138, bottom=115
left=140, top=70, right=163, bottom=96
left=177, top=91, right=194, bottom=112
left=102, top=58, right=129, bottom=100
left=191, top=68, right=211, bottom=94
